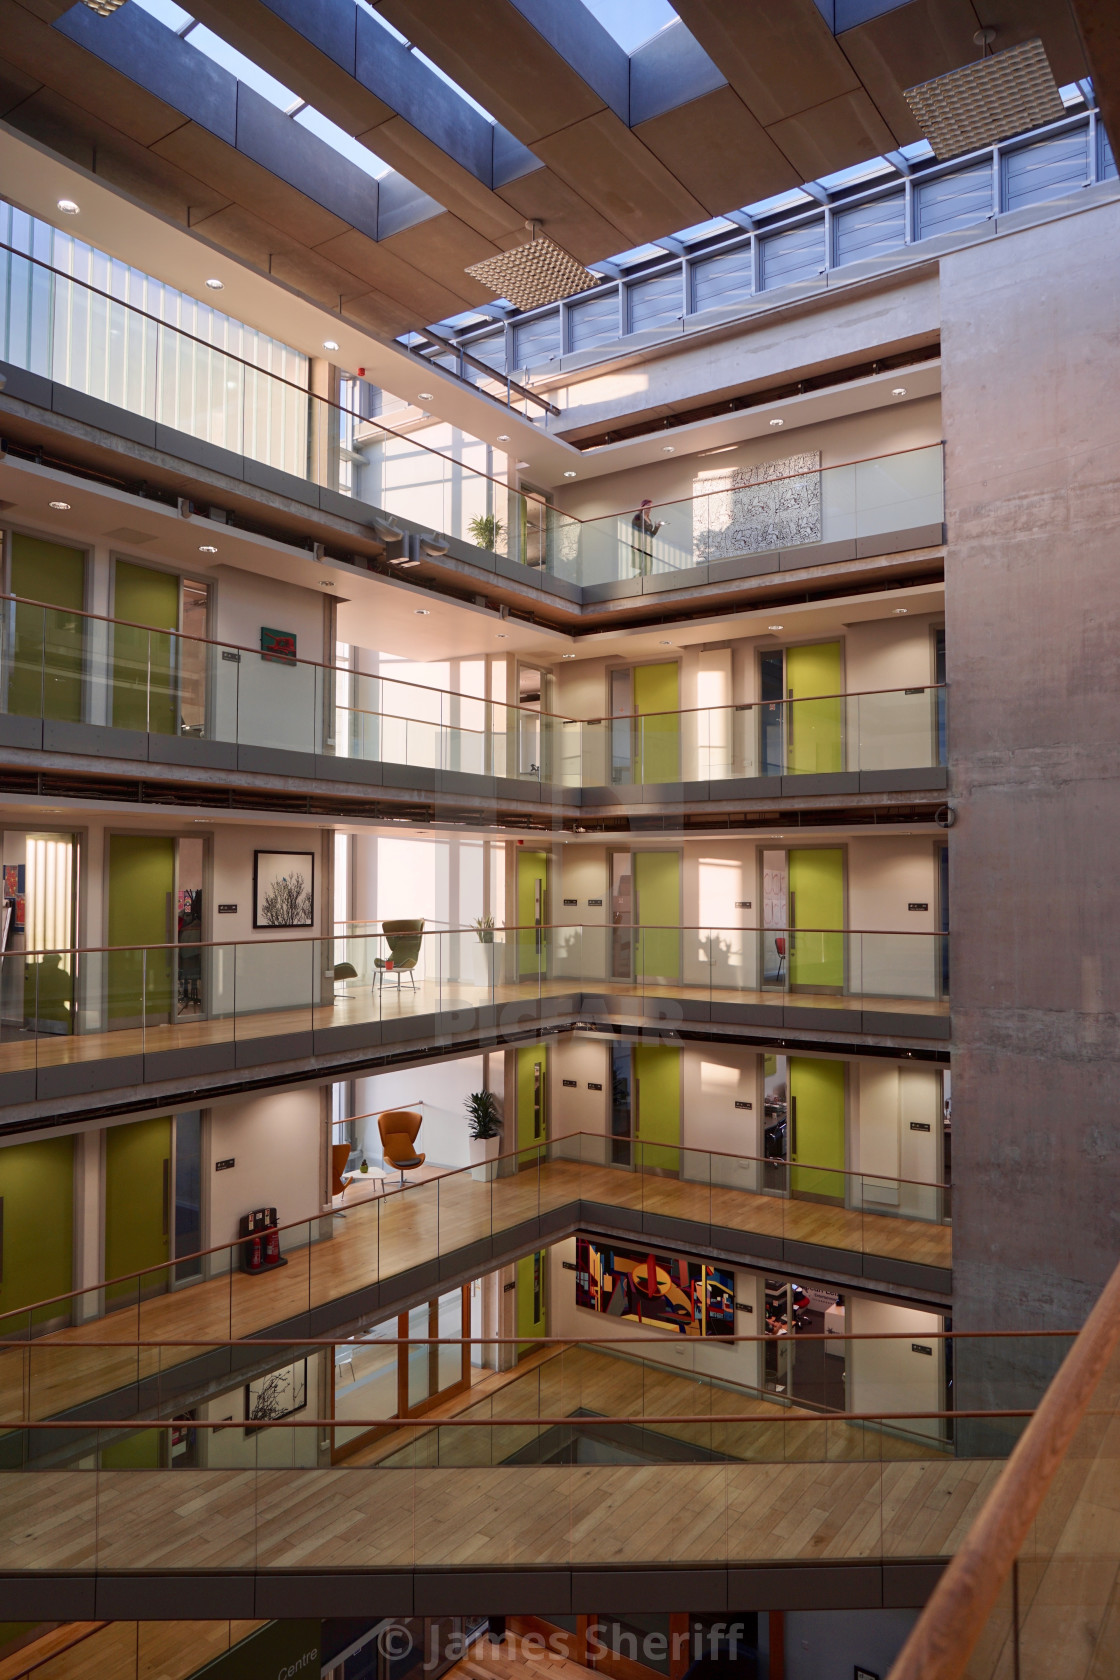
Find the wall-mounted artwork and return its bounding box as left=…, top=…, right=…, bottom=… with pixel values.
left=245, top=1358, right=307, bottom=1432
left=575, top=1238, right=734, bottom=1336
left=253, top=850, right=315, bottom=928
left=694, top=451, right=822, bottom=562
left=261, top=626, right=297, bottom=665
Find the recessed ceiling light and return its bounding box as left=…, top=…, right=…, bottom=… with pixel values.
left=769, top=417, right=784, bottom=428
left=414, top=608, right=430, bottom=616
left=659, top=640, right=673, bottom=646
left=417, top=392, right=434, bottom=402
left=496, top=632, right=508, bottom=639
left=892, top=386, right=907, bottom=397
left=496, top=434, right=510, bottom=442
left=893, top=607, right=909, bottom=614
left=562, top=653, right=576, bottom=659
left=515, top=460, right=530, bottom=469
left=205, top=278, right=224, bottom=291
left=662, top=445, right=675, bottom=454
left=198, top=544, right=218, bottom=554
left=56, top=198, right=79, bottom=215
left=564, top=470, right=578, bottom=478
left=320, top=580, right=335, bottom=587
left=768, top=623, right=784, bottom=631
left=48, top=500, right=71, bottom=511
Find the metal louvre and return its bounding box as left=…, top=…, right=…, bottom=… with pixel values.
left=759, top=220, right=827, bottom=290
left=626, top=271, right=683, bottom=335
left=512, top=313, right=561, bottom=369
left=1002, top=131, right=1089, bottom=213
left=914, top=163, right=993, bottom=241
left=568, top=290, right=620, bottom=353
left=691, top=244, right=753, bottom=314
left=833, top=192, right=907, bottom=267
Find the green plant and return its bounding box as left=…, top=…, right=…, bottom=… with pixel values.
left=474, top=914, right=495, bottom=944
left=466, top=1089, right=502, bottom=1140
left=468, top=513, right=504, bottom=552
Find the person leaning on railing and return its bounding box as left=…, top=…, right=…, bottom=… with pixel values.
left=630, top=499, right=663, bottom=575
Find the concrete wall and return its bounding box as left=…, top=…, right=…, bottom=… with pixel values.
left=942, top=195, right=1120, bottom=1336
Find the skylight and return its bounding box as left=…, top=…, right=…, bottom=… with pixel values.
left=131, top=0, right=391, bottom=177
left=357, top=1, right=497, bottom=123
left=580, top=0, right=677, bottom=53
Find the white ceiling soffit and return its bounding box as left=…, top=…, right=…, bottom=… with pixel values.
left=0, top=123, right=581, bottom=478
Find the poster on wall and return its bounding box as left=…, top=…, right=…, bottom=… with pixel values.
left=3, top=865, right=25, bottom=933
left=575, top=1238, right=734, bottom=1336
left=253, top=851, right=315, bottom=928
left=245, top=1358, right=307, bottom=1432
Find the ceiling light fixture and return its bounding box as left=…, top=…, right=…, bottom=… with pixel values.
left=414, top=608, right=430, bottom=616
left=515, top=460, right=531, bottom=469
left=662, top=445, right=675, bottom=454
left=198, top=544, right=218, bottom=554
left=768, top=624, right=784, bottom=631
left=892, top=386, right=908, bottom=397
left=320, top=580, right=335, bottom=587
left=562, top=653, right=576, bottom=659
left=564, top=470, right=578, bottom=478
left=80, top=0, right=127, bottom=12
left=769, top=417, right=784, bottom=428
left=48, top=500, right=71, bottom=511
left=417, top=392, right=434, bottom=402
left=496, top=632, right=508, bottom=639
left=205, top=278, right=224, bottom=291
left=659, top=640, right=673, bottom=646
left=323, top=339, right=340, bottom=351
left=56, top=198, right=80, bottom=215
left=904, top=38, right=1063, bottom=160
left=893, top=607, right=909, bottom=614
left=496, top=434, right=510, bottom=442
left=465, top=224, right=602, bottom=311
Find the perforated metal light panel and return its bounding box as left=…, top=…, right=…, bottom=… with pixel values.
left=905, top=39, right=1065, bottom=161
left=82, top=0, right=128, bottom=12
left=465, top=235, right=602, bottom=312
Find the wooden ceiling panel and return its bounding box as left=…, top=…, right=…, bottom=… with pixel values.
left=767, top=88, right=900, bottom=181
left=635, top=85, right=801, bottom=215
left=671, top=0, right=859, bottom=127
left=312, top=227, right=477, bottom=321
left=336, top=285, right=424, bottom=342
left=531, top=111, right=708, bottom=247
left=151, top=123, right=354, bottom=249
left=365, top=115, right=525, bottom=243
left=494, top=169, right=624, bottom=264
left=378, top=0, right=606, bottom=141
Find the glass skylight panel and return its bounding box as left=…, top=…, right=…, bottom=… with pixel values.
left=294, top=107, right=389, bottom=177
left=359, top=3, right=496, bottom=122
left=743, top=187, right=815, bottom=220
left=674, top=217, right=740, bottom=244
left=133, top=0, right=191, bottom=28
left=181, top=22, right=303, bottom=109
left=609, top=242, right=667, bottom=268
left=815, top=157, right=897, bottom=191
left=580, top=0, right=677, bottom=52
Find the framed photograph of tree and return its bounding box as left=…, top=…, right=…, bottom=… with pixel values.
left=244, top=1358, right=308, bottom=1433
left=253, top=850, right=315, bottom=928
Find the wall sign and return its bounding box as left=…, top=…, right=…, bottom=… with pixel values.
left=221, top=649, right=240, bottom=663
left=587, top=898, right=603, bottom=907
left=215, top=1158, right=235, bottom=1171
left=735, top=900, right=752, bottom=908
left=735, top=1100, right=753, bottom=1110
left=908, top=902, right=929, bottom=911
left=911, top=1343, right=933, bottom=1355
left=587, top=1082, right=602, bottom=1091
left=217, top=903, right=237, bottom=914
left=910, top=1121, right=932, bottom=1132
left=562, top=1079, right=577, bottom=1088
left=563, top=897, right=577, bottom=906
left=260, top=625, right=297, bottom=664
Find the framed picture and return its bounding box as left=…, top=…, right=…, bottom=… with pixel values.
left=245, top=1358, right=307, bottom=1432
left=261, top=625, right=297, bottom=665
left=254, top=850, right=315, bottom=928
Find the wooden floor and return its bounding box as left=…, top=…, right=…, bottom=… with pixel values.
left=0, top=1157, right=951, bottom=1427
left=0, top=1453, right=1002, bottom=1574
left=0, top=970, right=948, bottom=1074
left=0, top=1620, right=264, bottom=1680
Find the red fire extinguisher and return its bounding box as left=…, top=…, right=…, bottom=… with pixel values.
left=263, top=1223, right=282, bottom=1267
left=243, top=1228, right=263, bottom=1273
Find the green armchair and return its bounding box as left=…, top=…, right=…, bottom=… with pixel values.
left=375, top=919, right=424, bottom=990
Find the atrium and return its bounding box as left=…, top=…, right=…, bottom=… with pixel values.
left=0, top=3, right=1116, bottom=1679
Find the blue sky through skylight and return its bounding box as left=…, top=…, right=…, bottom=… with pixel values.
left=580, top=0, right=677, bottom=52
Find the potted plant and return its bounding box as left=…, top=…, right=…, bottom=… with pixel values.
left=474, top=914, right=501, bottom=988
left=468, top=513, right=504, bottom=553
left=474, top=914, right=495, bottom=944
left=466, top=1089, right=502, bottom=1181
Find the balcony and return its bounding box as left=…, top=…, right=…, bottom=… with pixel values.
left=0, top=595, right=947, bottom=801
left=0, top=240, right=943, bottom=602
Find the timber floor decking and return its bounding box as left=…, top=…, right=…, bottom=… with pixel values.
left=0, top=1620, right=264, bottom=1680
left=0, top=972, right=948, bottom=1075
left=0, top=1161, right=951, bottom=1426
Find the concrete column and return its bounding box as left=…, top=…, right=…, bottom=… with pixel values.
left=309, top=358, right=340, bottom=492
left=72, top=1125, right=103, bottom=1318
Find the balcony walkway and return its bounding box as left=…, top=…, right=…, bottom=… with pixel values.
left=3, top=1162, right=950, bottom=1426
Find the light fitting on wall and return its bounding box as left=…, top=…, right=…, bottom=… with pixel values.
left=465, top=222, right=603, bottom=311
left=904, top=38, right=1064, bottom=160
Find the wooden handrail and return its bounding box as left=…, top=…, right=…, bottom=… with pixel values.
left=888, top=1255, right=1120, bottom=1680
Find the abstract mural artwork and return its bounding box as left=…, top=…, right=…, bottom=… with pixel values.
left=575, top=1238, right=734, bottom=1336
left=694, top=451, right=822, bottom=562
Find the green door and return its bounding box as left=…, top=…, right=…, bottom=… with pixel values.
left=786, top=641, right=842, bottom=774
left=107, top=834, right=175, bottom=1024
left=634, top=850, right=680, bottom=982
left=112, top=560, right=180, bottom=735
left=516, top=849, right=549, bottom=978
left=516, top=1043, right=548, bottom=1163
left=633, top=662, right=680, bottom=784
left=789, top=847, right=845, bottom=990
left=633, top=1043, right=681, bottom=1173
left=104, top=1116, right=171, bottom=1304
left=0, top=1136, right=74, bottom=1334
left=516, top=1249, right=547, bottom=1355
left=8, top=535, right=85, bottom=721
left=790, top=1057, right=846, bottom=1201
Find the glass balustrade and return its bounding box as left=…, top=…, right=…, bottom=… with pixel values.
left=0, top=1329, right=1078, bottom=1574
left=0, top=241, right=941, bottom=582
left=0, top=597, right=947, bottom=785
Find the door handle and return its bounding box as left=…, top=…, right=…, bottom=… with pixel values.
left=162, top=1157, right=170, bottom=1240
left=790, top=1095, right=797, bottom=1160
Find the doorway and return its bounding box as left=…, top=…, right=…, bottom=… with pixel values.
left=610, top=662, right=680, bottom=785
left=516, top=848, right=549, bottom=978
left=789, top=847, right=845, bottom=990
left=612, top=850, right=681, bottom=983
left=3, top=830, right=78, bottom=1039
left=111, top=560, right=209, bottom=737
left=0, top=1135, right=74, bottom=1334
left=6, top=534, right=86, bottom=722
left=104, top=1116, right=172, bottom=1305
left=759, top=640, right=843, bottom=775
left=632, top=1042, right=681, bottom=1174
left=516, top=1043, right=548, bottom=1161
left=516, top=665, right=549, bottom=779
left=789, top=1057, right=846, bottom=1202
left=517, top=1250, right=547, bottom=1355
left=107, top=834, right=175, bottom=1026
left=330, top=1288, right=470, bottom=1459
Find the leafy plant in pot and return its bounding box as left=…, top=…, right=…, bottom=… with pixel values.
left=467, top=514, right=504, bottom=553
left=466, top=1089, right=502, bottom=1180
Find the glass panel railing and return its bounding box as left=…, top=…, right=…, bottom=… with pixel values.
left=568, top=446, right=944, bottom=588
left=0, top=601, right=946, bottom=788
left=890, top=1257, right=1120, bottom=1680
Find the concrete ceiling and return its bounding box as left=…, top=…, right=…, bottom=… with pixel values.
left=0, top=0, right=1098, bottom=352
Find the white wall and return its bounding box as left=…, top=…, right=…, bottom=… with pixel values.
left=554, top=844, right=609, bottom=982
left=548, top=1235, right=765, bottom=1395
left=682, top=1045, right=762, bottom=1189
left=847, top=1296, right=946, bottom=1442
left=196, top=1350, right=325, bottom=1468
left=207, top=1086, right=324, bottom=1252
left=550, top=1036, right=611, bottom=1141
left=684, top=840, right=757, bottom=987
left=852, top=1062, right=941, bottom=1216
left=847, top=836, right=939, bottom=998
left=210, top=567, right=331, bottom=752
